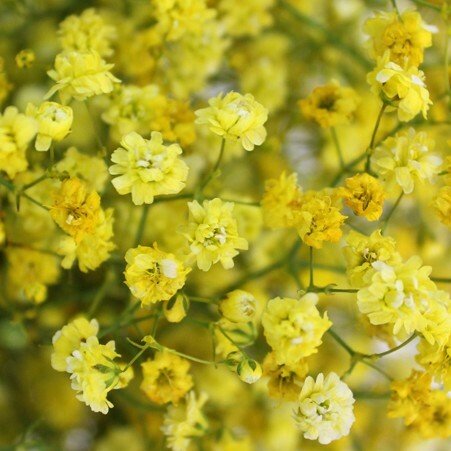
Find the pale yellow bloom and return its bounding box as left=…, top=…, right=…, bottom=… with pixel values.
left=433, top=186, right=451, bottom=227
left=15, top=49, right=35, bottom=68
left=219, top=290, right=256, bottom=323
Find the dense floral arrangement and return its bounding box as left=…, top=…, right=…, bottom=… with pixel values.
left=0, top=0, right=449, bottom=450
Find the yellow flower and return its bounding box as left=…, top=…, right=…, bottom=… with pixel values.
left=262, top=293, right=331, bottom=366
left=182, top=198, right=248, bottom=271
left=124, top=244, right=189, bottom=307
left=66, top=336, right=133, bottom=414
left=261, top=172, right=303, bottom=229
left=236, top=359, right=262, bottom=384
left=357, top=256, right=446, bottom=340
left=162, top=391, right=209, bottom=451
left=55, top=147, right=109, bottom=192
left=433, top=186, right=451, bottom=227
left=219, top=290, right=256, bottom=323
left=364, top=10, right=433, bottom=68
left=219, top=0, right=274, bottom=37
left=163, top=293, right=190, bottom=323
left=109, top=131, right=188, bottom=205
left=58, top=8, right=116, bottom=57
left=46, top=50, right=120, bottom=104
left=293, top=190, right=346, bottom=249
left=26, top=101, right=73, bottom=151
left=293, top=372, right=355, bottom=445
left=6, top=247, right=60, bottom=304
left=140, top=350, right=193, bottom=405
left=263, top=352, right=308, bottom=401
left=0, top=106, right=37, bottom=179
left=372, top=128, right=441, bottom=195
left=51, top=317, right=99, bottom=372
left=339, top=173, right=385, bottom=220
left=195, top=91, right=268, bottom=151
left=343, top=229, right=401, bottom=288
left=15, top=49, right=35, bottom=69
left=50, top=177, right=102, bottom=242
left=367, top=52, right=432, bottom=122
left=299, top=80, right=360, bottom=128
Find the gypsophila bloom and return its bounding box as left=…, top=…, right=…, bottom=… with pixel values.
left=58, top=8, right=116, bottom=57
left=293, top=372, right=355, bottom=445
left=0, top=106, right=37, bottom=179
left=339, top=173, right=385, bottom=220
left=367, top=52, right=432, bottom=122
left=219, top=290, right=256, bottom=323
left=51, top=317, right=99, bottom=372
left=141, top=350, right=193, bottom=405
left=182, top=198, right=248, bottom=271
left=164, top=293, right=190, bottom=323
left=433, top=186, right=451, bottom=227
left=26, top=101, right=73, bottom=151
left=15, top=49, right=35, bottom=68
left=372, top=128, right=441, bottom=195
left=46, top=50, right=120, bottom=104
left=343, top=229, right=401, bottom=288
left=124, top=244, right=189, bottom=307
left=195, top=91, right=268, bottom=151
left=263, top=352, right=308, bottom=401
left=364, top=10, right=433, bottom=68
left=162, top=391, right=209, bottom=451
left=299, top=81, right=360, bottom=128
left=262, top=293, right=331, bottom=366
left=109, top=131, right=188, bottom=205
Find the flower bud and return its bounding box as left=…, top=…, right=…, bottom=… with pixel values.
left=219, top=290, right=256, bottom=323
left=163, top=293, right=189, bottom=323
left=237, top=359, right=262, bottom=384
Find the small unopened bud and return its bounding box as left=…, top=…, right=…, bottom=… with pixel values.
left=219, top=290, right=256, bottom=323
left=163, top=293, right=189, bottom=323
left=237, top=359, right=262, bottom=384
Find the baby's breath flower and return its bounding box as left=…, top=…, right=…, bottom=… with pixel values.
left=262, top=293, right=331, bottom=366
left=124, top=244, right=190, bottom=307
left=109, top=131, right=188, bottom=205
left=58, top=8, right=116, bottom=57
left=293, top=372, right=355, bottom=445
left=15, top=49, right=35, bottom=69
left=0, top=106, right=37, bottom=179
left=433, top=186, right=451, bottom=227
left=26, top=101, right=73, bottom=151
left=299, top=80, right=360, bottom=128
left=367, top=52, right=432, bottom=122
left=263, top=352, right=308, bottom=401
left=339, top=173, right=385, bottom=220
left=141, top=350, right=193, bottom=405
left=343, top=229, right=401, bottom=288
left=163, top=293, right=190, bottom=323
left=372, top=128, right=441, bottom=195
left=364, top=10, right=433, bottom=68
left=182, top=198, right=248, bottom=271
left=219, top=290, right=256, bottom=323
left=46, top=50, right=120, bottom=104
left=162, top=391, right=209, bottom=451
left=195, top=91, right=268, bottom=151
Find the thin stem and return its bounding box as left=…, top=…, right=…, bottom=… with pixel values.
left=353, top=391, right=390, bottom=400
left=366, top=334, right=417, bottom=359
left=410, top=0, right=441, bottom=12
left=134, top=204, right=150, bottom=247
left=21, top=192, right=50, bottom=211
left=88, top=269, right=114, bottom=318
left=365, top=103, right=387, bottom=172
left=213, top=198, right=260, bottom=207
left=390, top=0, right=401, bottom=18
left=152, top=193, right=194, bottom=205
left=165, top=347, right=216, bottom=365
left=431, top=277, right=451, bottom=284
left=21, top=173, right=48, bottom=192
left=360, top=360, right=393, bottom=381
left=0, top=176, right=15, bottom=192
left=200, top=138, right=226, bottom=193
left=331, top=127, right=345, bottom=169
left=327, top=329, right=355, bottom=356
left=123, top=345, right=150, bottom=372
left=381, top=191, right=404, bottom=233
left=189, top=296, right=218, bottom=304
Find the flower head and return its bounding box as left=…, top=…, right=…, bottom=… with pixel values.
left=195, top=91, right=268, bottom=151
left=109, top=131, right=188, bottom=205
left=124, top=244, right=189, bottom=306
left=339, top=173, right=385, bottom=220
left=141, top=350, right=193, bottom=405
left=293, top=372, right=355, bottom=445
left=219, top=290, right=256, bottom=323
left=262, top=293, right=331, bottom=366
left=372, top=128, right=441, bottom=194
left=182, top=198, right=248, bottom=271
left=433, top=186, right=451, bottom=227
left=26, top=101, right=73, bottom=151
left=299, top=81, right=360, bottom=128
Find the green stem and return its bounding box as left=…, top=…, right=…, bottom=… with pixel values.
left=88, top=269, right=115, bottom=318
left=165, top=347, right=216, bottom=365
left=353, top=391, right=390, bottom=400
left=123, top=345, right=150, bottom=372
left=360, top=360, right=393, bottom=381
left=21, top=174, right=48, bottom=192
left=365, top=103, right=387, bottom=172
left=0, top=176, right=15, bottom=192
left=134, top=204, right=150, bottom=247
left=327, top=329, right=355, bottom=356
left=213, top=198, right=260, bottom=207
left=21, top=192, right=50, bottom=211
left=410, top=0, right=441, bottom=11
left=153, top=193, right=194, bottom=204
left=365, top=334, right=417, bottom=359
left=390, top=0, right=401, bottom=18
left=381, top=191, right=404, bottom=233
left=200, top=138, right=226, bottom=194
left=331, top=127, right=345, bottom=169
